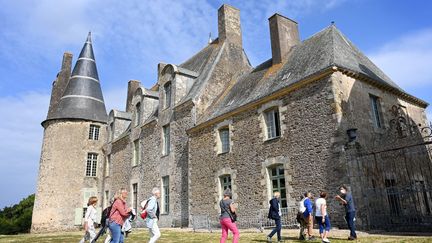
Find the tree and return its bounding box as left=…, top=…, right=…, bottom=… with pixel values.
left=0, top=194, right=35, bottom=235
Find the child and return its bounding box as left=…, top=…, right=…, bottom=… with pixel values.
left=79, top=196, right=98, bottom=243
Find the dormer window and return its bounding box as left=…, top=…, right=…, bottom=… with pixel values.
left=164, top=82, right=172, bottom=109
left=135, top=102, right=141, bottom=126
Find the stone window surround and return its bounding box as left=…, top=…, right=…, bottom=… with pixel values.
left=132, top=139, right=140, bottom=166
left=164, top=81, right=172, bottom=109
left=367, top=90, right=386, bottom=133
left=131, top=96, right=143, bottom=127
left=257, top=100, right=287, bottom=141
left=161, top=176, right=170, bottom=215
left=130, top=179, right=139, bottom=212
left=85, top=152, right=98, bottom=177
left=161, top=123, right=171, bottom=156
left=159, top=70, right=175, bottom=111
left=88, top=124, right=100, bottom=140
left=214, top=119, right=234, bottom=155
left=260, top=156, right=293, bottom=208
left=214, top=167, right=238, bottom=212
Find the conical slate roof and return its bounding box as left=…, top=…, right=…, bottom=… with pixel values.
left=50, top=32, right=108, bottom=123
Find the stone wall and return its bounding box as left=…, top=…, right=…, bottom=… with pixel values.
left=32, top=120, right=106, bottom=232
left=188, top=76, right=346, bottom=226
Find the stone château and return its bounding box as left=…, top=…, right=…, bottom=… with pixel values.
left=32, top=4, right=432, bottom=232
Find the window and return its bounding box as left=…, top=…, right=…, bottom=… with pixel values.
left=164, top=82, right=172, bottom=108
left=370, top=94, right=382, bottom=128
left=132, top=140, right=140, bottom=166
left=132, top=183, right=138, bottom=213
left=135, top=102, right=141, bottom=126
left=110, top=123, right=115, bottom=141
left=162, top=176, right=170, bottom=214
left=264, top=108, right=281, bottom=139
left=104, top=190, right=109, bottom=208
left=269, top=165, right=287, bottom=208
left=105, top=155, right=110, bottom=177
left=162, top=125, right=170, bottom=156
left=89, top=124, right=100, bottom=140
left=220, top=175, right=232, bottom=197
left=85, top=153, right=98, bottom=177
left=219, top=128, right=230, bottom=153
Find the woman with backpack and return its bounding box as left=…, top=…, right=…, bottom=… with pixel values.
left=79, top=196, right=98, bottom=243
left=108, top=188, right=132, bottom=243
left=219, top=188, right=239, bottom=243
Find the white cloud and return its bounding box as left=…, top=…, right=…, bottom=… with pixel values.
left=369, top=29, right=432, bottom=88
left=0, top=92, right=48, bottom=207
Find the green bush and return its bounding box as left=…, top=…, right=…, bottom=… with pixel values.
left=0, top=194, right=35, bottom=235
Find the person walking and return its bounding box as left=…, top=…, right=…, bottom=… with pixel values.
left=335, top=185, right=357, bottom=240
left=79, top=196, right=98, bottom=243
left=302, top=192, right=315, bottom=241
left=219, top=189, right=239, bottom=243
left=108, top=188, right=132, bottom=243
left=315, top=191, right=331, bottom=243
left=267, top=191, right=282, bottom=242
left=145, top=187, right=161, bottom=243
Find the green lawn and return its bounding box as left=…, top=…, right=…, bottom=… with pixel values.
left=0, top=229, right=431, bottom=243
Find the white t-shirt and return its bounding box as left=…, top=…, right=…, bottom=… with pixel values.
left=315, top=198, right=327, bottom=217
left=85, top=205, right=97, bottom=227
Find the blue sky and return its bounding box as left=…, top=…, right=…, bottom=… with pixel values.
left=0, top=0, right=431, bottom=208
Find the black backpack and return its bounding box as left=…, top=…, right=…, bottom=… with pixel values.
left=100, top=206, right=112, bottom=228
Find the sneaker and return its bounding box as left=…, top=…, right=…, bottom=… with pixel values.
left=322, top=238, right=330, bottom=243
left=299, top=235, right=306, bottom=240
left=308, top=236, right=316, bottom=241
left=348, top=236, right=356, bottom=240
left=267, top=236, right=272, bottom=242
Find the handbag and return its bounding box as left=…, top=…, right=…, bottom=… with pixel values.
left=220, top=200, right=237, bottom=222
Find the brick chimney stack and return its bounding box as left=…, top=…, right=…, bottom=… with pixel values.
left=268, top=14, right=300, bottom=65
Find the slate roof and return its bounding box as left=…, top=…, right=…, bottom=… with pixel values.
left=198, top=25, right=424, bottom=125
left=178, top=39, right=224, bottom=103
left=49, top=32, right=108, bottom=123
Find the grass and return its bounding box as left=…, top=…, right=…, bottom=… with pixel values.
left=0, top=228, right=431, bottom=243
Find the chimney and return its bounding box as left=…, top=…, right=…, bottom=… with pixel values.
left=218, top=4, right=242, bottom=46
left=268, top=14, right=300, bottom=65
left=126, top=80, right=141, bottom=112
left=46, top=52, right=73, bottom=120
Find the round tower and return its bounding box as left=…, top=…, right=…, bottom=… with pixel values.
left=32, top=33, right=108, bottom=232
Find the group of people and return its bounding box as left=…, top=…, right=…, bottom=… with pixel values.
left=296, top=185, right=357, bottom=243
left=79, top=187, right=162, bottom=243
left=78, top=185, right=357, bottom=243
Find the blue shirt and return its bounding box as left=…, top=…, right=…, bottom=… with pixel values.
left=343, top=193, right=355, bottom=213
left=303, top=198, right=313, bottom=217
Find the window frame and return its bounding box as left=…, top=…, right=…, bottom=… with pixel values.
left=162, top=124, right=170, bottom=156
left=264, top=107, right=281, bottom=140
left=135, top=102, right=141, bottom=126
left=85, top=153, right=98, bottom=177
left=220, top=174, right=232, bottom=198
left=132, top=183, right=138, bottom=213
left=164, top=82, right=172, bottom=109
left=268, top=165, right=287, bottom=208
left=369, top=94, right=383, bottom=129
left=88, top=124, right=100, bottom=140
left=219, top=127, right=230, bottom=154
left=162, top=176, right=170, bottom=214
left=132, top=139, right=140, bottom=166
